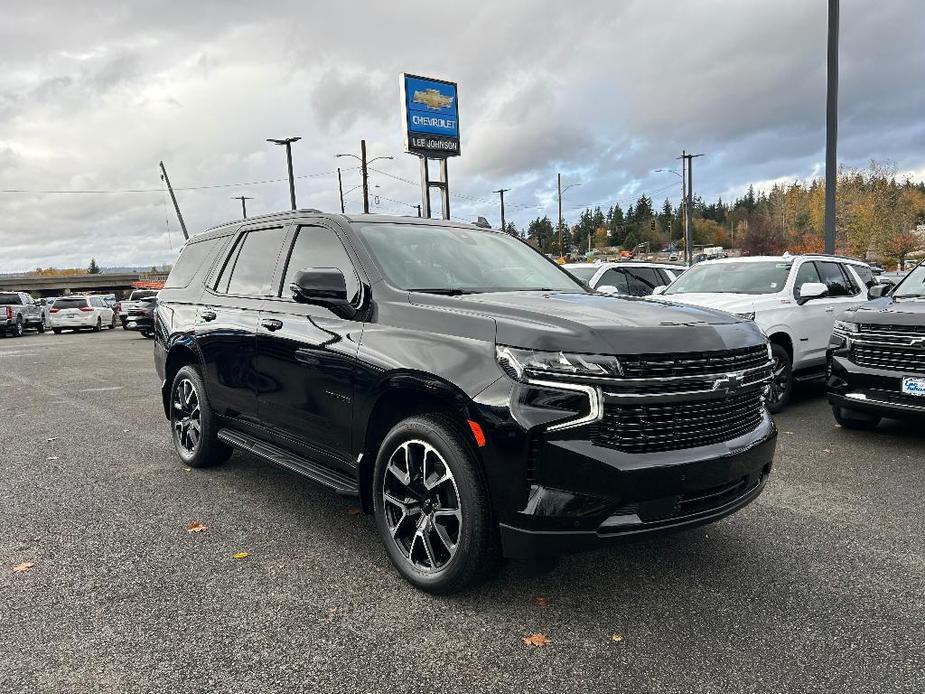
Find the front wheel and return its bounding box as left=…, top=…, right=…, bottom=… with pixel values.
left=372, top=415, right=500, bottom=594
left=110, top=314, right=117, bottom=329
left=766, top=344, right=792, bottom=414
left=832, top=406, right=881, bottom=431
left=170, top=365, right=232, bottom=468
left=36, top=320, right=45, bottom=333
left=52, top=328, right=62, bottom=335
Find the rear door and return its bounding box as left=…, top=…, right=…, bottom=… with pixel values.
left=623, top=267, right=662, bottom=296
left=256, top=223, right=364, bottom=472
left=196, top=224, right=289, bottom=421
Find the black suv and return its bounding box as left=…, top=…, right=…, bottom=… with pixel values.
left=154, top=211, right=777, bottom=593
left=828, top=260, right=925, bottom=428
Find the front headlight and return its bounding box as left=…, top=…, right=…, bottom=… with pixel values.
left=833, top=320, right=859, bottom=334
left=734, top=311, right=756, bottom=321
left=496, top=346, right=624, bottom=380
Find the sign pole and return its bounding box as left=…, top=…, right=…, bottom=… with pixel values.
left=419, top=157, right=431, bottom=218
left=439, top=159, right=450, bottom=220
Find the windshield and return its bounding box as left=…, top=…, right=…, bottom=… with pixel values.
left=665, top=261, right=792, bottom=295
left=564, top=266, right=599, bottom=282
left=354, top=223, right=585, bottom=294
left=131, top=290, right=158, bottom=300
left=892, top=263, right=925, bottom=298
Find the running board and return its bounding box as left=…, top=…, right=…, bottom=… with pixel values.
left=217, top=429, right=359, bottom=496
left=793, top=369, right=827, bottom=383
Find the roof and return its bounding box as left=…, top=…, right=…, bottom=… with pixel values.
left=697, top=254, right=870, bottom=266
left=563, top=261, right=686, bottom=270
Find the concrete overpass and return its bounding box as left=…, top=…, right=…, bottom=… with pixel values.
left=0, top=273, right=168, bottom=298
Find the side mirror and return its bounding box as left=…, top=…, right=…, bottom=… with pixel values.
left=289, top=267, right=357, bottom=319
left=797, top=281, right=828, bottom=306
left=868, top=284, right=890, bottom=299
left=652, top=285, right=667, bottom=295
left=596, top=285, right=620, bottom=295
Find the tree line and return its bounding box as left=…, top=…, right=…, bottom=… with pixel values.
left=507, top=161, right=925, bottom=266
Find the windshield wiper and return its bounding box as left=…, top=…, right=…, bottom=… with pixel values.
left=407, top=288, right=479, bottom=296
left=895, top=293, right=925, bottom=299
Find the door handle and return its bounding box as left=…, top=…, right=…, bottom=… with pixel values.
left=200, top=309, right=217, bottom=322
left=825, top=307, right=835, bottom=313
left=260, top=318, right=283, bottom=331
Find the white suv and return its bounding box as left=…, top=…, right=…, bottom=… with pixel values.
left=48, top=295, right=116, bottom=333
left=563, top=261, right=685, bottom=296
left=655, top=255, right=874, bottom=411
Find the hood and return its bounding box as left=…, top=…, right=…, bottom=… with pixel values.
left=410, top=291, right=765, bottom=355
left=840, top=296, right=925, bottom=326
left=658, top=292, right=779, bottom=314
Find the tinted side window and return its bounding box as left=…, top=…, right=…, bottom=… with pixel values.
left=817, top=261, right=852, bottom=297
left=624, top=267, right=660, bottom=296
left=793, top=261, right=822, bottom=298
left=221, top=228, right=287, bottom=296
left=165, top=238, right=221, bottom=288
left=851, top=264, right=875, bottom=289
left=596, top=268, right=629, bottom=294
left=281, top=226, right=360, bottom=303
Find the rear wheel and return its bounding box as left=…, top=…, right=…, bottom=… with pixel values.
left=832, top=406, right=881, bottom=431
left=170, top=365, right=232, bottom=468
left=52, top=328, right=61, bottom=335
left=12, top=316, right=23, bottom=337
left=36, top=319, right=45, bottom=333
left=93, top=317, right=102, bottom=332
left=109, top=314, right=117, bottom=329
left=766, top=344, right=792, bottom=413
left=372, top=415, right=500, bottom=594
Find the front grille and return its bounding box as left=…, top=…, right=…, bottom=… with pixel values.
left=618, top=344, right=768, bottom=379
left=593, top=390, right=765, bottom=453
left=851, top=344, right=925, bottom=374
left=859, top=323, right=925, bottom=335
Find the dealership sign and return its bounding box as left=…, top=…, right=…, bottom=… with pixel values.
left=401, top=74, right=460, bottom=158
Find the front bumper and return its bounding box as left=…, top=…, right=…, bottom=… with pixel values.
left=473, top=376, right=777, bottom=560
left=827, top=351, right=925, bottom=419
left=124, top=316, right=154, bottom=331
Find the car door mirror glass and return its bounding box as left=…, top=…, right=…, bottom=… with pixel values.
left=868, top=284, right=889, bottom=299
left=596, top=285, right=619, bottom=295
left=652, top=285, right=666, bottom=295
left=797, top=281, right=828, bottom=305
left=290, top=267, right=357, bottom=319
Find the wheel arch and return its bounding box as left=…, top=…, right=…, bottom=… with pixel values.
left=767, top=330, right=793, bottom=362
left=356, top=372, right=480, bottom=514
left=161, top=339, right=204, bottom=419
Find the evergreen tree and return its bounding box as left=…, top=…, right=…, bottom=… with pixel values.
left=88, top=258, right=101, bottom=274
left=526, top=216, right=555, bottom=252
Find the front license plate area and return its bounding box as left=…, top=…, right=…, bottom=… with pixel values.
left=901, top=377, right=925, bottom=397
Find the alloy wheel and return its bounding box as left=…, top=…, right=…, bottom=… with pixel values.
left=382, top=439, right=462, bottom=573
left=172, top=378, right=202, bottom=456
left=768, top=354, right=790, bottom=406
left=15, top=318, right=23, bottom=336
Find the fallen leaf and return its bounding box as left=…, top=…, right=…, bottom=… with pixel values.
left=13, top=562, right=34, bottom=573
left=329, top=607, right=337, bottom=614
left=122, top=429, right=129, bottom=433
left=46, top=456, right=59, bottom=461
left=822, top=448, right=831, bottom=454
left=184, top=467, right=192, bottom=473
left=46, top=437, right=57, bottom=442
left=232, top=551, right=250, bottom=560
left=783, top=431, right=794, bottom=435
left=522, top=633, right=551, bottom=647
left=186, top=521, right=207, bottom=533
left=611, top=633, right=624, bottom=643
left=532, top=596, right=549, bottom=607
left=347, top=507, right=362, bottom=515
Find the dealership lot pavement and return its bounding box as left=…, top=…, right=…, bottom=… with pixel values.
left=1, top=329, right=923, bottom=693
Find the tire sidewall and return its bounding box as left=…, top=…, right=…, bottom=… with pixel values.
left=372, top=416, right=491, bottom=593
left=170, top=365, right=219, bottom=467
left=767, top=344, right=792, bottom=413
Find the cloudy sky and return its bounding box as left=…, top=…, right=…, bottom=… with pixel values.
left=1, top=0, right=923, bottom=272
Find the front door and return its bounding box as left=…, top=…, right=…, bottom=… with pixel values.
left=790, top=260, right=831, bottom=366
left=256, top=223, right=364, bottom=471
left=195, top=225, right=288, bottom=422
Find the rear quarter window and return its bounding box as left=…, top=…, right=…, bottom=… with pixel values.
left=164, top=238, right=223, bottom=289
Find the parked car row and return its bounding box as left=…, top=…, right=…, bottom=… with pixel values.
left=0, top=292, right=157, bottom=338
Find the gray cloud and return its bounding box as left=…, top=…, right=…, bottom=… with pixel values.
left=0, top=0, right=923, bottom=271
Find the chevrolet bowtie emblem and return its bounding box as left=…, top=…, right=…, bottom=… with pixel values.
left=712, top=373, right=744, bottom=394
left=413, top=88, right=454, bottom=109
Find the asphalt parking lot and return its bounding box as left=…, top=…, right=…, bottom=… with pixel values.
left=1, top=328, right=923, bottom=693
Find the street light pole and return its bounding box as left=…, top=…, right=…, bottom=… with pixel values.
left=677, top=151, right=704, bottom=266
left=493, top=188, right=510, bottom=231
left=158, top=160, right=189, bottom=240
left=337, top=143, right=393, bottom=215
left=337, top=167, right=345, bottom=213
left=266, top=137, right=301, bottom=210
left=557, top=173, right=563, bottom=256
left=824, top=0, right=839, bottom=255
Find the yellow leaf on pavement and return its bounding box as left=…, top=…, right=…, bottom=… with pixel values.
left=13, top=562, right=34, bottom=573
left=232, top=552, right=250, bottom=560
left=522, top=633, right=551, bottom=647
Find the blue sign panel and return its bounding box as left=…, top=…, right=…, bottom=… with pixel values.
left=402, top=74, right=460, bottom=158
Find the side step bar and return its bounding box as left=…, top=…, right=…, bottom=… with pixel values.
left=217, top=429, right=360, bottom=496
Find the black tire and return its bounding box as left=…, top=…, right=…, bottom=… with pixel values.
left=121, top=319, right=129, bottom=330
left=832, top=405, right=881, bottom=431
left=372, top=415, right=501, bottom=594
left=766, top=343, right=792, bottom=414
left=52, top=328, right=62, bottom=335
left=92, top=317, right=101, bottom=332
left=36, top=320, right=45, bottom=333
left=110, top=314, right=117, bottom=329
left=169, top=365, right=232, bottom=468
left=12, top=316, right=23, bottom=337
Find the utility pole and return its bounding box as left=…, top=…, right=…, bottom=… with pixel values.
left=158, top=161, right=188, bottom=240
left=557, top=173, right=563, bottom=257
left=231, top=195, right=253, bottom=219
left=415, top=204, right=422, bottom=218
left=337, top=167, right=345, bottom=213
left=337, top=142, right=392, bottom=215
left=678, top=151, right=704, bottom=265
left=824, top=0, right=839, bottom=254
left=266, top=137, right=301, bottom=210
left=493, top=188, right=511, bottom=231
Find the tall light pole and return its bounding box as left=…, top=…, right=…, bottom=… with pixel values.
left=655, top=168, right=684, bottom=251
left=231, top=195, right=253, bottom=219
left=158, top=161, right=188, bottom=240
left=677, top=151, right=704, bottom=266
left=337, top=141, right=393, bottom=214
left=267, top=137, right=301, bottom=210
left=337, top=167, right=345, bottom=213
left=493, top=188, right=511, bottom=231
left=557, top=173, right=582, bottom=257
left=824, top=0, right=839, bottom=255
